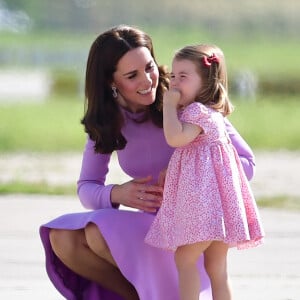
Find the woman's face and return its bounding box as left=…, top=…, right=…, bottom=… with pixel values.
left=112, top=46, right=159, bottom=113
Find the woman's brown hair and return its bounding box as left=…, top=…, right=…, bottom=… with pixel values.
left=81, top=25, right=169, bottom=153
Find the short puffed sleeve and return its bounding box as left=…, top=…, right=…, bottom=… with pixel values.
left=180, top=102, right=213, bottom=133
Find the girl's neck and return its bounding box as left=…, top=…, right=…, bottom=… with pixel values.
left=177, top=100, right=195, bottom=111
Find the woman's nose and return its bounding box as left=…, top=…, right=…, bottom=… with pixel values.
left=142, top=72, right=152, bottom=84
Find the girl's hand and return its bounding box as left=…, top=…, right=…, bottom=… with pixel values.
left=163, top=89, right=181, bottom=107
left=111, top=175, right=163, bottom=212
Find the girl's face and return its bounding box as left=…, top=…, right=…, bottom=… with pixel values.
left=112, top=46, right=159, bottom=113
left=170, top=58, right=202, bottom=107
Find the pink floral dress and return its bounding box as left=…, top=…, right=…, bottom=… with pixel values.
left=145, top=102, right=264, bottom=251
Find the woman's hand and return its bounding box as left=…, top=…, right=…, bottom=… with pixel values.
left=110, top=175, right=163, bottom=212
left=157, top=168, right=167, bottom=188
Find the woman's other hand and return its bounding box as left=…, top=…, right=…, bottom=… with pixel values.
left=157, top=168, right=167, bottom=188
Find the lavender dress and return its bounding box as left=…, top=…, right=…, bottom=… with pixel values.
left=40, top=109, right=255, bottom=300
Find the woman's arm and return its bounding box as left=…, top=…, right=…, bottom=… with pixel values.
left=77, top=137, right=115, bottom=210
left=225, top=118, right=256, bottom=180
left=77, top=137, right=163, bottom=211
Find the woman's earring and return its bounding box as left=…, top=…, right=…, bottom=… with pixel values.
left=112, top=86, right=118, bottom=98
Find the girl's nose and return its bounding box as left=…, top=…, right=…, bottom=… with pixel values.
left=170, top=78, right=177, bottom=88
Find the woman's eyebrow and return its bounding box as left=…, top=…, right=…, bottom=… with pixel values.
left=122, top=70, right=136, bottom=76
left=122, top=61, right=153, bottom=76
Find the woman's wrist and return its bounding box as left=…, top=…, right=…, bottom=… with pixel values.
left=110, top=184, right=121, bottom=208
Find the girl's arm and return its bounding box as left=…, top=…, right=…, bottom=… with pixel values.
left=163, top=90, right=202, bottom=147
left=225, top=118, right=256, bottom=180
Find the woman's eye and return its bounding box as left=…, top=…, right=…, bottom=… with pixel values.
left=146, top=64, right=155, bottom=72
left=127, top=73, right=136, bottom=79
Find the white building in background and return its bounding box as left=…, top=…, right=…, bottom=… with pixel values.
left=0, top=70, right=51, bottom=102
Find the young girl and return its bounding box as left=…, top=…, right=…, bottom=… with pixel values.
left=145, top=44, right=265, bottom=300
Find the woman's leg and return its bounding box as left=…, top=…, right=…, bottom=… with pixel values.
left=84, top=223, right=118, bottom=266
left=175, top=241, right=211, bottom=300
left=49, top=228, right=139, bottom=300
left=204, top=241, right=232, bottom=300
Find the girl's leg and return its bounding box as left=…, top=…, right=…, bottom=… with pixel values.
left=49, top=227, right=139, bottom=300
left=204, top=241, right=232, bottom=300
left=175, top=241, right=211, bottom=300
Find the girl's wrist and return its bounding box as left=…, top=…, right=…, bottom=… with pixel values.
left=163, top=101, right=177, bottom=110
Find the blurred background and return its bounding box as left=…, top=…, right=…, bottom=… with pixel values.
left=0, top=0, right=299, bottom=196
left=1, top=2, right=300, bottom=299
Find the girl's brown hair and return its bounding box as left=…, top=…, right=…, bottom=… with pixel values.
left=82, top=25, right=169, bottom=153
left=174, top=44, right=234, bottom=116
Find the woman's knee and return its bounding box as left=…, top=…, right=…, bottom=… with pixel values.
left=84, top=223, right=110, bottom=257
left=49, top=228, right=83, bottom=260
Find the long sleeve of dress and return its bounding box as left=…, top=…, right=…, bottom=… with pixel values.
left=77, top=117, right=255, bottom=210
left=225, top=118, right=256, bottom=180
left=77, top=137, right=115, bottom=210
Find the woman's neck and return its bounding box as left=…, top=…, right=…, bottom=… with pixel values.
left=118, top=101, right=147, bottom=114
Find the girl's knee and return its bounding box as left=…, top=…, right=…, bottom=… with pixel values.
left=175, top=242, right=210, bottom=268
left=175, top=246, right=198, bottom=269
left=204, top=241, right=229, bottom=279
left=174, top=248, right=185, bottom=269
left=204, top=256, right=228, bottom=282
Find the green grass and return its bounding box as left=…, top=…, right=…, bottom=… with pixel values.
left=0, top=95, right=85, bottom=152
left=147, top=27, right=300, bottom=78
left=1, top=180, right=298, bottom=210
left=1, top=27, right=300, bottom=78
left=229, top=95, right=300, bottom=150
left=0, top=31, right=93, bottom=51
left=257, top=196, right=300, bottom=211
left=0, top=181, right=76, bottom=195
left=1, top=95, right=299, bottom=152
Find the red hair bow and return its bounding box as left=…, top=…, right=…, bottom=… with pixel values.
left=202, top=53, right=220, bottom=67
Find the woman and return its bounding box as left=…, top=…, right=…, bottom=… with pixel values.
left=40, top=25, right=255, bottom=300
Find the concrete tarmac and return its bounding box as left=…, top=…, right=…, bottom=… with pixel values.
left=0, top=194, right=299, bottom=300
